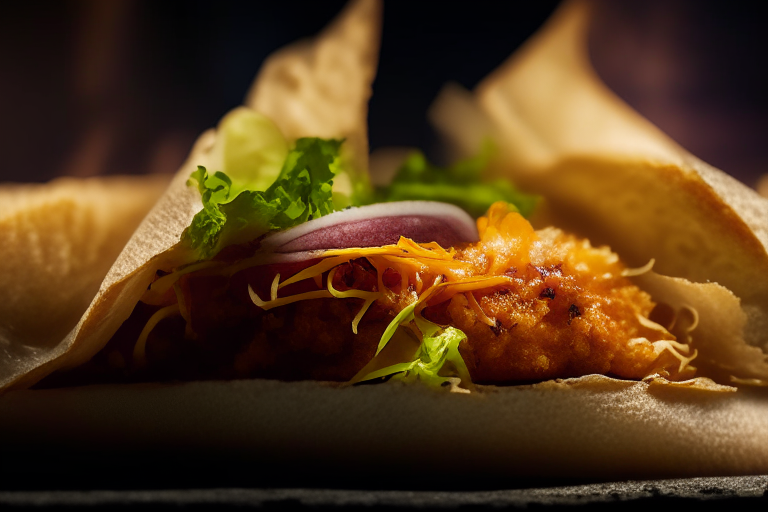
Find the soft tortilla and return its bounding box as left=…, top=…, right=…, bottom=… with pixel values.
left=1, top=376, right=767, bottom=481
left=0, top=174, right=169, bottom=386
left=1, top=0, right=768, bottom=481
left=429, top=0, right=768, bottom=383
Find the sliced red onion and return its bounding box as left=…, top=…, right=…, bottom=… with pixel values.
left=261, top=201, right=478, bottom=255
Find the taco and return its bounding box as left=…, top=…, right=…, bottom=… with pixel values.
left=1, top=0, right=768, bottom=481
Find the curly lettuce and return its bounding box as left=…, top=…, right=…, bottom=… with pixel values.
left=375, top=147, right=538, bottom=218
left=183, top=137, right=345, bottom=258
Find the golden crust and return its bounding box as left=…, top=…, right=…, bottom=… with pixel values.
left=445, top=222, right=679, bottom=383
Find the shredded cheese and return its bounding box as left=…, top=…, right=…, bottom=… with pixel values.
left=133, top=303, right=181, bottom=365
left=325, top=267, right=383, bottom=334
left=245, top=240, right=517, bottom=337
left=249, top=286, right=332, bottom=310
left=652, top=340, right=698, bottom=374
left=279, top=256, right=349, bottom=289
left=628, top=335, right=697, bottom=375
left=352, top=298, right=377, bottom=335
left=323, top=237, right=456, bottom=261
left=326, top=268, right=382, bottom=301
left=621, top=258, right=655, bottom=277
left=142, top=261, right=224, bottom=305
left=682, top=305, right=700, bottom=332
left=270, top=273, right=280, bottom=301
left=636, top=313, right=671, bottom=333
left=666, top=304, right=700, bottom=344
left=466, top=292, right=496, bottom=327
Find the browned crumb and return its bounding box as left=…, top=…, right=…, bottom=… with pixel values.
left=448, top=228, right=668, bottom=383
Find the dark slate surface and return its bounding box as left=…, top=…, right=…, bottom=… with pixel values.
left=1, top=476, right=767, bottom=510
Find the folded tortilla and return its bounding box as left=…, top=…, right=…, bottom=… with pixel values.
left=0, top=174, right=169, bottom=386
left=1, top=0, right=767, bottom=481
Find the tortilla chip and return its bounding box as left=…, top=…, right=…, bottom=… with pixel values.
left=429, top=0, right=768, bottom=382
left=0, top=175, right=169, bottom=387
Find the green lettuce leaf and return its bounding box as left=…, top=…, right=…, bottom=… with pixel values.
left=361, top=317, right=473, bottom=389
left=216, top=108, right=289, bottom=198
left=183, top=137, right=345, bottom=258
left=375, top=147, right=538, bottom=218
left=184, top=167, right=233, bottom=252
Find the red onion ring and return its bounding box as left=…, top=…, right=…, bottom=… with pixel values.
left=260, top=201, right=478, bottom=255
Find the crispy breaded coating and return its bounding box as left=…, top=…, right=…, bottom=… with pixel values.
left=412, top=203, right=681, bottom=383
left=449, top=227, right=669, bottom=383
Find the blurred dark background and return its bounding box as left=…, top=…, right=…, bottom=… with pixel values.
left=0, top=0, right=765, bottom=188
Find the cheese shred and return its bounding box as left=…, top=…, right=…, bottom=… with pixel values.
left=248, top=287, right=333, bottom=310
left=271, top=273, right=280, bottom=301
left=466, top=292, right=496, bottom=327
left=326, top=267, right=383, bottom=333
left=133, top=304, right=181, bottom=366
